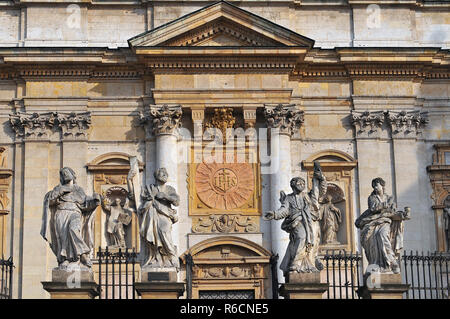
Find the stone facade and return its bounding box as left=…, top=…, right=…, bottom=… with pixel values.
left=0, top=0, right=449, bottom=299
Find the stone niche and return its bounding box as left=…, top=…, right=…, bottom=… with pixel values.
left=86, top=152, right=144, bottom=254
left=181, top=236, right=272, bottom=299
left=427, top=143, right=450, bottom=252
left=302, top=150, right=357, bottom=254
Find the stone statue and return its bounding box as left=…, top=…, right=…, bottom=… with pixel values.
left=443, top=197, right=450, bottom=252
left=320, top=194, right=342, bottom=245
left=355, top=177, right=411, bottom=274
left=101, top=196, right=132, bottom=248
left=128, top=166, right=180, bottom=270
left=41, top=167, right=100, bottom=269
left=264, top=161, right=327, bottom=275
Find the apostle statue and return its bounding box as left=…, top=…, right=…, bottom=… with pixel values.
left=127, top=164, right=180, bottom=270
left=264, top=161, right=327, bottom=275
left=41, top=167, right=100, bottom=269
left=101, top=197, right=132, bottom=248
left=355, top=177, right=411, bottom=274
left=319, top=194, right=342, bottom=245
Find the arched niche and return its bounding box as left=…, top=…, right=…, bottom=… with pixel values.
left=181, top=236, right=273, bottom=299
left=302, top=150, right=357, bottom=254
left=87, top=152, right=144, bottom=254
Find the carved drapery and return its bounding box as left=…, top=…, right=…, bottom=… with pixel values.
left=263, top=104, right=304, bottom=136
left=427, top=144, right=450, bottom=252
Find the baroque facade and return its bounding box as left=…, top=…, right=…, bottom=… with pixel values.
left=0, top=0, right=449, bottom=299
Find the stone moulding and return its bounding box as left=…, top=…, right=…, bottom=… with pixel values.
left=192, top=214, right=258, bottom=233
left=9, top=111, right=92, bottom=140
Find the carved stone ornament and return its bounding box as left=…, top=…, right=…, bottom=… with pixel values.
left=350, top=110, right=385, bottom=136
left=386, top=110, right=429, bottom=135
left=264, top=104, right=304, bottom=136
left=204, top=108, right=235, bottom=143
left=139, top=104, right=182, bottom=136
left=195, top=162, right=254, bottom=210
left=192, top=214, right=258, bottom=233
left=192, top=264, right=264, bottom=279
left=9, top=111, right=57, bottom=139
left=9, top=111, right=91, bottom=140
left=57, top=112, right=92, bottom=140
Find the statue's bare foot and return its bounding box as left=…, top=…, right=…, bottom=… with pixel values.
left=80, top=254, right=92, bottom=268
left=59, top=260, right=69, bottom=270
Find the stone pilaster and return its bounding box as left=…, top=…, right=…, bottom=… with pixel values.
left=264, top=104, right=304, bottom=284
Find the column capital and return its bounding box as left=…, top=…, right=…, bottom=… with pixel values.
left=57, top=111, right=91, bottom=141
left=140, top=104, right=182, bottom=136
left=9, top=111, right=57, bottom=141
left=386, top=110, right=428, bottom=138
left=350, top=110, right=385, bottom=138
left=263, top=104, right=304, bottom=137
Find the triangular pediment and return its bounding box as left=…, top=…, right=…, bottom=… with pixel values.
left=128, top=1, right=314, bottom=48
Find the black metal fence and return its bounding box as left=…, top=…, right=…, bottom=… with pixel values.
left=323, top=250, right=363, bottom=299
left=97, top=247, right=138, bottom=299
left=401, top=251, right=450, bottom=299
left=0, top=256, right=13, bottom=299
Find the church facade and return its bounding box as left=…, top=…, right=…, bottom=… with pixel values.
left=0, top=0, right=449, bottom=299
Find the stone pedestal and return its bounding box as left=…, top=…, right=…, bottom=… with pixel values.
left=279, top=272, right=328, bottom=299
left=134, top=267, right=185, bottom=299
left=360, top=273, right=409, bottom=299
left=42, top=267, right=99, bottom=299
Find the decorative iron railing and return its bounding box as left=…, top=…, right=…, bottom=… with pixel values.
left=0, top=256, right=13, bottom=299
left=401, top=251, right=450, bottom=299
left=323, top=250, right=363, bottom=299
left=97, top=247, right=138, bottom=299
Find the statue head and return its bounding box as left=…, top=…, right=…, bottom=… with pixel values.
left=371, top=177, right=385, bottom=195
left=154, top=167, right=168, bottom=184
left=114, top=198, right=122, bottom=206
left=290, top=177, right=305, bottom=193
left=59, top=167, right=76, bottom=185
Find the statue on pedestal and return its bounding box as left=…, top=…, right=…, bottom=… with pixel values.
left=264, top=162, right=327, bottom=275
left=127, top=160, right=180, bottom=270
left=41, top=167, right=100, bottom=269
left=355, top=177, right=411, bottom=273
left=443, top=197, right=450, bottom=252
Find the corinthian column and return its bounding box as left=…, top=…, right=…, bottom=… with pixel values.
left=264, top=104, right=304, bottom=283
left=140, top=104, right=183, bottom=256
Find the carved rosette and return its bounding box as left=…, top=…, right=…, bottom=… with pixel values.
left=386, top=110, right=429, bottom=136
left=350, top=110, right=385, bottom=137
left=140, top=104, right=182, bottom=136
left=264, top=104, right=304, bottom=136
left=192, top=214, right=258, bottom=233
left=57, top=112, right=91, bottom=140
left=195, top=162, right=254, bottom=210
left=9, top=111, right=57, bottom=139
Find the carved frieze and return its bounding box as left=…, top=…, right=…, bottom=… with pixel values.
left=192, top=214, right=258, bottom=233
left=139, top=104, right=182, bottom=136
left=192, top=264, right=265, bottom=279
left=386, top=110, right=429, bottom=137
left=264, top=104, right=304, bottom=136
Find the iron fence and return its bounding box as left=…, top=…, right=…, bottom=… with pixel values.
left=97, top=247, right=138, bottom=299
left=402, top=251, right=450, bottom=299
left=0, top=256, right=13, bottom=299
left=323, top=250, right=363, bottom=299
